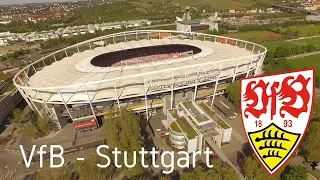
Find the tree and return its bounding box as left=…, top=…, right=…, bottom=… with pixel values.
left=104, top=109, right=143, bottom=178
left=313, top=96, right=320, bottom=119
left=280, top=165, right=307, bottom=180
left=180, top=159, right=239, bottom=180
left=263, top=58, right=293, bottom=74
left=226, top=80, right=241, bottom=109
left=23, top=123, right=38, bottom=139
left=274, top=46, right=291, bottom=58
left=307, top=45, right=316, bottom=52
left=302, top=121, right=320, bottom=162
left=10, top=108, right=22, bottom=125
left=75, top=154, right=115, bottom=180
left=244, top=156, right=280, bottom=180
left=36, top=166, right=73, bottom=180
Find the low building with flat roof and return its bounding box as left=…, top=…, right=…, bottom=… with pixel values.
left=213, top=96, right=238, bottom=119
left=167, top=100, right=232, bottom=153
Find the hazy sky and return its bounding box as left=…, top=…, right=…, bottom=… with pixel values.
left=0, top=0, right=78, bottom=5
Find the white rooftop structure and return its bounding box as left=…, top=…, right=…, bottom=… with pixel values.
left=13, top=30, right=266, bottom=121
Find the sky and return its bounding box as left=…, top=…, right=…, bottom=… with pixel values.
left=0, top=0, right=79, bottom=5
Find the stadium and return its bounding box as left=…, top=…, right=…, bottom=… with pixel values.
left=13, top=30, right=267, bottom=130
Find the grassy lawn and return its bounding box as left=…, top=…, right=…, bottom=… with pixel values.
left=169, top=110, right=198, bottom=139
left=216, top=119, right=230, bottom=129
left=183, top=101, right=209, bottom=122
left=289, top=37, right=320, bottom=48
left=170, top=0, right=253, bottom=8
left=288, top=54, right=320, bottom=75
left=223, top=31, right=285, bottom=43
left=131, top=0, right=253, bottom=9
left=262, top=37, right=320, bottom=52
left=199, top=102, right=214, bottom=116
left=287, top=25, right=320, bottom=37
left=262, top=41, right=298, bottom=52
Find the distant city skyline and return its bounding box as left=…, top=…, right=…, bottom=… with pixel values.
left=0, top=0, right=83, bottom=5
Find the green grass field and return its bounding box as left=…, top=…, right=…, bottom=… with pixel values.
left=223, top=31, right=285, bottom=43
left=130, top=0, right=253, bottom=9
left=288, top=25, right=320, bottom=37
left=288, top=54, right=320, bottom=75
left=262, top=37, right=320, bottom=52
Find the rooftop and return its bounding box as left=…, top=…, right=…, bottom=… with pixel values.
left=178, top=20, right=200, bottom=25
left=182, top=101, right=209, bottom=122
left=169, top=109, right=198, bottom=139
left=199, top=101, right=230, bottom=129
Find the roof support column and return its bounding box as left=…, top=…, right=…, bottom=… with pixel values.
left=136, top=31, right=138, bottom=41
left=30, top=98, right=43, bottom=118
left=193, top=66, right=200, bottom=101
left=143, top=77, right=149, bottom=121
left=17, top=88, right=34, bottom=111
left=58, top=89, right=73, bottom=120
left=84, top=85, right=99, bottom=128
left=114, top=81, right=120, bottom=109
left=124, top=32, right=127, bottom=42
left=32, top=65, right=37, bottom=73
left=42, top=60, right=46, bottom=66
left=211, top=63, right=222, bottom=107
left=37, top=90, right=53, bottom=117
left=53, top=54, right=57, bottom=61
left=211, top=79, right=219, bottom=108
left=76, top=46, right=80, bottom=53
left=89, top=42, right=92, bottom=50
left=246, top=59, right=253, bottom=78
left=64, top=50, right=68, bottom=57
left=245, top=42, right=247, bottom=49
left=23, top=71, right=29, bottom=79
left=252, top=44, right=256, bottom=52
left=254, top=53, right=266, bottom=76
left=232, top=59, right=240, bottom=82
left=170, top=71, right=174, bottom=109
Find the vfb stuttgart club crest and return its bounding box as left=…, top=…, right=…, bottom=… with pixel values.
left=241, top=69, right=314, bottom=175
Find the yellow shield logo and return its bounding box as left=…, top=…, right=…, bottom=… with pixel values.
left=241, top=69, right=314, bottom=175
left=248, top=123, right=300, bottom=171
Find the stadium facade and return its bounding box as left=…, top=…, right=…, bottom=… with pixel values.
left=13, top=30, right=267, bottom=130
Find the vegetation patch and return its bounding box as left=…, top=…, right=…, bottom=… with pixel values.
left=224, top=31, right=285, bottom=43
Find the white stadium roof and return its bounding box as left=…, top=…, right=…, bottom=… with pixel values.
left=15, top=31, right=265, bottom=104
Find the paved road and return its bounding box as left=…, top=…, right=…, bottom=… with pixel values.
left=206, top=139, right=246, bottom=180
left=286, top=35, right=320, bottom=42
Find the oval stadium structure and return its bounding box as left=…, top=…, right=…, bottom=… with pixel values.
left=13, top=30, right=267, bottom=129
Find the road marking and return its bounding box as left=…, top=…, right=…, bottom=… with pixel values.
left=77, top=158, right=84, bottom=161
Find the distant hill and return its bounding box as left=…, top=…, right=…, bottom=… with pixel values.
left=128, top=0, right=254, bottom=9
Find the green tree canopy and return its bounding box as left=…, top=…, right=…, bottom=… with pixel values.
left=244, top=156, right=280, bottom=180
left=75, top=154, right=116, bottom=180
left=104, top=109, right=143, bottom=178
left=10, top=108, right=22, bottom=125
left=302, top=121, right=320, bottom=162
left=36, top=166, right=73, bottom=180
left=226, top=80, right=241, bottom=109
left=280, top=165, right=307, bottom=180
left=180, top=159, right=239, bottom=180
